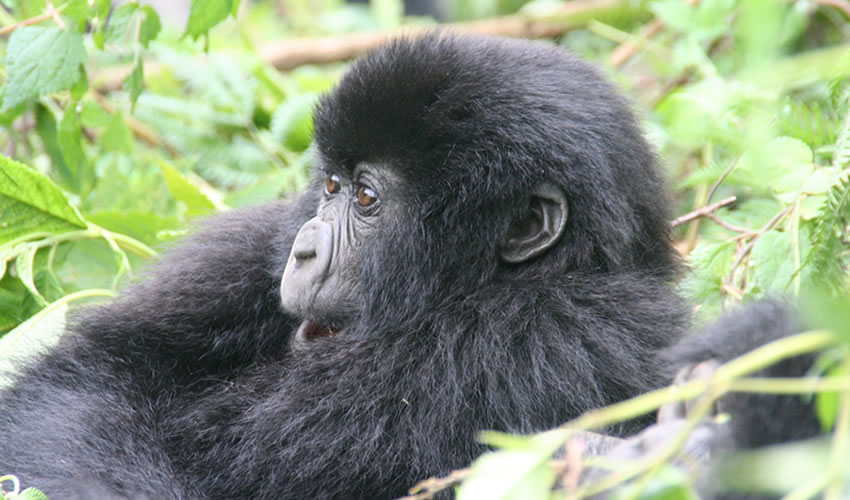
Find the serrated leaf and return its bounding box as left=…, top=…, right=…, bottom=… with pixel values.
left=124, top=62, right=144, bottom=109
left=0, top=155, right=87, bottom=244
left=105, top=2, right=138, bottom=43
left=15, top=244, right=46, bottom=306
left=2, top=27, right=86, bottom=110
left=160, top=162, right=218, bottom=217
left=184, top=0, right=233, bottom=40
left=17, top=487, right=50, bottom=500
left=139, top=5, right=162, bottom=48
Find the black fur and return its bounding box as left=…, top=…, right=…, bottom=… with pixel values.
left=664, top=300, right=821, bottom=449
left=0, top=34, right=688, bottom=499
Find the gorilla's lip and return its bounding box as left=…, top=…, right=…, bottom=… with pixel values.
left=294, top=320, right=340, bottom=345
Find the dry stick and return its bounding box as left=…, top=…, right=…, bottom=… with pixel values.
left=0, top=10, right=54, bottom=36
left=98, top=0, right=630, bottom=91
left=705, top=154, right=742, bottom=205
left=608, top=19, right=664, bottom=68
left=704, top=212, right=749, bottom=234
left=723, top=205, right=793, bottom=291
left=670, top=195, right=737, bottom=228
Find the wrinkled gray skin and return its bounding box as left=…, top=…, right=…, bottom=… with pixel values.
left=280, top=162, right=568, bottom=349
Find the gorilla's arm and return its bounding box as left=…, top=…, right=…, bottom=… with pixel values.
left=662, top=300, right=821, bottom=449
left=0, top=197, right=313, bottom=498
left=77, top=195, right=316, bottom=374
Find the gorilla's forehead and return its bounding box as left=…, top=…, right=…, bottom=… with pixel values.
left=312, top=32, right=619, bottom=186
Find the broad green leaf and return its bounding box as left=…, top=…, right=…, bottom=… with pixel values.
left=160, top=162, right=218, bottom=217
left=139, top=6, right=162, bottom=48
left=270, top=93, right=319, bottom=152
left=125, top=62, right=144, bottom=108
left=2, top=27, right=86, bottom=110
left=184, top=0, right=233, bottom=40
left=0, top=155, right=87, bottom=244
left=15, top=244, right=46, bottom=306
left=86, top=211, right=177, bottom=247
left=105, top=2, right=138, bottom=43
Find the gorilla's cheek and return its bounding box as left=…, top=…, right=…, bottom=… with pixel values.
left=280, top=217, right=334, bottom=316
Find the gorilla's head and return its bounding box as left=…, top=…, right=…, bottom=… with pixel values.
left=280, top=33, right=676, bottom=347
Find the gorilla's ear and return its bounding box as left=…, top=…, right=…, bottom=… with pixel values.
left=499, top=184, right=568, bottom=264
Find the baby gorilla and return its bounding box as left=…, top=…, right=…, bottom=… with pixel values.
left=0, top=33, right=690, bottom=498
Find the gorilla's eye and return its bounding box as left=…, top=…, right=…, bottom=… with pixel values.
left=325, top=174, right=341, bottom=195
left=357, top=185, right=377, bottom=207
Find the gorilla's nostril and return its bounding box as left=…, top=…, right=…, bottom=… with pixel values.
left=293, top=246, right=316, bottom=260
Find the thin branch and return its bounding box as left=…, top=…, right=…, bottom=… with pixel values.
left=89, top=91, right=179, bottom=157
left=670, top=196, right=737, bottom=228
left=0, top=11, right=53, bottom=36
left=705, top=212, right=749, bottom=234
left=98, top=0, right=636, bottom=91
left=723, top=205, right=793, bottom=290
left=608, top=19, right=664, bottom=68
left=705, top=154, right=742, bottom=205
left=401, top=467, right=471, bottom=500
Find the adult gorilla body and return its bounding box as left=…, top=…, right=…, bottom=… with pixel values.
left=0, top=35, right=689, bottom=498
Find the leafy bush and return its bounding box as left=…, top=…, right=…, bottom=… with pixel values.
left=0, top=0, right=848, bottom=498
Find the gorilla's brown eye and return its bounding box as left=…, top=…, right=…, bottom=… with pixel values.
left=325, top=175, right=341, bottom=194
left=357, top=185, right=377, bottom=207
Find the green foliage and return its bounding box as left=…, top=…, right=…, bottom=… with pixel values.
left=2, top=27, right=85, bottom=110
left=0, top=0, right=849, bottom=498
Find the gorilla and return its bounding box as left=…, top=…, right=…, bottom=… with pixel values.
left=0, top=33, right=818, bottom=499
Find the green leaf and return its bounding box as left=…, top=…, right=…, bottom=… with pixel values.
left=124, top=62, right=144, bottom=109
left=231, top=0, right=242, bottom=17
left=2, top=27, right=86, bottom=110
left=86, top=211, right=177, bottom=247
left=184, top=0, right=233, bottom=40
left=62, top=0, right=89, bottom=32
left=15, top=244, right=47, bottom=306
left=17, top=487, right=50, bottom=500
left=0, top=155, right=87, bottom=245
left=160, top=162, right=218, bottom=217
left=270, top=93, right=318, bottom=152
left=105, top=2, right=139, bottom=43
left=139, top=5, right=162, bottom=48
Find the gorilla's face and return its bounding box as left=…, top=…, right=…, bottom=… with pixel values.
left=280, top=164, right=403, bottom=346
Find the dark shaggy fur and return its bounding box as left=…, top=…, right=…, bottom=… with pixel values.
left=0, top=34, right=689, bottom=499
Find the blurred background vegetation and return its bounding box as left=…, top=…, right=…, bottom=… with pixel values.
left=0, top=0, right=849, bottom=498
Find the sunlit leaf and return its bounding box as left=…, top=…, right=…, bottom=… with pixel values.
left=0, top=156, right=87, bottom=245
left=1, top=27, right=86, bottom=110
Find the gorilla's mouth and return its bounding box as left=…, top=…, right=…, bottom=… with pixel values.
left=295, top=320, right=340, bottom=343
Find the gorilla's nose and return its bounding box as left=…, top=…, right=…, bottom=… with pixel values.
left=292, top=240, right=317, bottom=261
